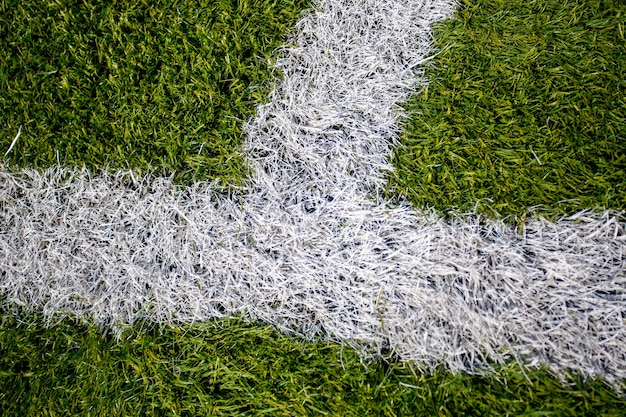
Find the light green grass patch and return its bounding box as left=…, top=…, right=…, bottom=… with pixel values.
left=389, top=0, right=626, bottom=222
left=0, top=0, right=309, bottom=185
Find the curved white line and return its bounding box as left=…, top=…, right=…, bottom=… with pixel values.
left=1, top=0, right=625, bottom=384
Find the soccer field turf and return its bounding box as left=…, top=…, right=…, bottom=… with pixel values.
left=1, top=0, right=625, bottom=415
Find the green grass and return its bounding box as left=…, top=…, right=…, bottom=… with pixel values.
left=2, top=0, right=626, bottom=414
left=388, top=0, right=626, bottom=222
left=0, top=0, right=309, bottom=185
left=1, top=315, right=625, bottom=416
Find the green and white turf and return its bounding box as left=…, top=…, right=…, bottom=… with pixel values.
left=1, top=0, right=625, bottom=412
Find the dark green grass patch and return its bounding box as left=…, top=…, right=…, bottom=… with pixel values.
left=389, top=0, right=626, bottom=221
left=1, top=315, right=625, bottom=416
left=0, top=0, right=309, bottom=185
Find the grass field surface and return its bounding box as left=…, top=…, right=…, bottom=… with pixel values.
left=1, top=0, right=308, bottom=184
left=2, top=314, right=625, bottom=416
left=1, top=0, right=625, bottom=415
left=388, top=0, right=626, bottom=222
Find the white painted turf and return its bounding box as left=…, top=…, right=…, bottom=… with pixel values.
left=1, top=0, right=625, bottom=384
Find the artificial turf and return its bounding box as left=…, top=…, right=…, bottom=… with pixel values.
left=1, top=0, right=626, bottom=415
left=0, top=0, right=309, bottom=185
left=1, top=315, right=625, bottom=416
left=388, top=0, right=626, bottom=222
